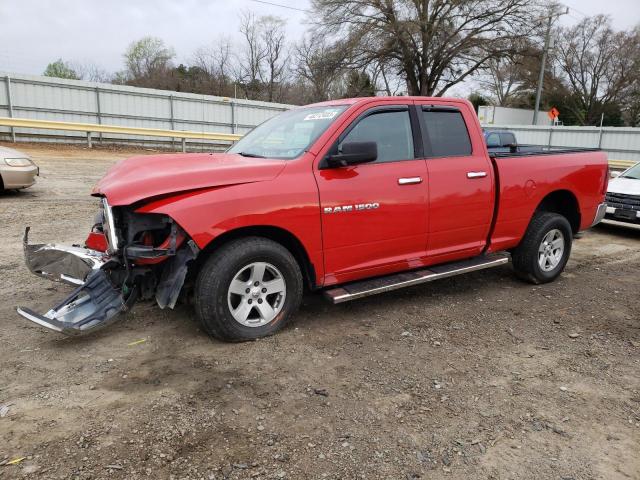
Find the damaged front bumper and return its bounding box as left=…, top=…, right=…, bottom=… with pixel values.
left=17, top=225, right=198, bottom=336
left=22, top=227, right=112, bottom=286
left=17, top=228, right=134, bottom=335
left=17, top=270, right=135, bottom=335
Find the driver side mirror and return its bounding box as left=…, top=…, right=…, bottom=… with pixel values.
left=610, top=170, right=620, bottom=178
left=326, top=141, right=377, bottom=168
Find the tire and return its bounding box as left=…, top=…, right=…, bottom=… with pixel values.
left=194, top=237, right=303, bottom=342
left=512, top=212, right=573, bottom=284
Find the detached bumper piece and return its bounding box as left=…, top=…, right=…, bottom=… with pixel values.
left=17, top=270, right=132, bottom=335
left=23, top=227, right=111, bottom=286
left=18, top=227, right=132, bottom=335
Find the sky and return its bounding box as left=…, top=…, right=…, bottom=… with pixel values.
left=0, top=0, right=638, bottom=78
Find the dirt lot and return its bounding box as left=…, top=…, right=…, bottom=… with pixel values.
left=0, top=142, right=639, bottom=480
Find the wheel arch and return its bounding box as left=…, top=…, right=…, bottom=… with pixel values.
left=196, top=225, right=318, bottom=290
left=535, top=189, right=581, bottom=234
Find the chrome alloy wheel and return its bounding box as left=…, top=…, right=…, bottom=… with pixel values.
left=538, top=229, right=565, bottom=272
left=227, top=262, right=286, bottom=327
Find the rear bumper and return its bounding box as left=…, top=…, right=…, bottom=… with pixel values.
left=591, top=202, right=607, bottom=227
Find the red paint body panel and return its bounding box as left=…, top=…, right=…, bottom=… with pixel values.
left=137, top=159, right=327, bottom=283
left=310, top=99, right=429, bottom=284
left=93, top=152, right=285, bottom=206
left=91, top=96, right=608, bottom=289
left=487, top=151, right=608, bottom=252
left=315, top=160, right=429, bottom=282
left=417, top=99, right=495, bottom=260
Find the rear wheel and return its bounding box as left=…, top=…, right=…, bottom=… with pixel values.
left=194, top=237, right=303, bottom=342
left=512, top=212, right=573, bottom=284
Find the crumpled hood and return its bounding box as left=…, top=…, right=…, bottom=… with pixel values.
left=608, top=177, right=640, bottom=196
left=93, top=152, right=286, bottom=206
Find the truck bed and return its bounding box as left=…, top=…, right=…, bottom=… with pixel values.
left=489, top=146, right=601, bottom=157
left=487, top=148, right=608, bottom=253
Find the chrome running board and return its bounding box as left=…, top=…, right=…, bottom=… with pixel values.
left=323, top=253, right=510, bottom=304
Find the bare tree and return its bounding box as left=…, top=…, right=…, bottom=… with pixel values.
left=192, top=37, right=236, bottom=96
left=238, top=11, right=267, bottom=99
left=477, top=38, right=544, bottom=107
left=368, top=60, right=406, bottom=96
left=311, top=0, right=541, bottom=96
left=75, top=62, right=112, bottom=83
left=260, top=16, right=289, bottom=102
left=555, top=16, right=640, bottom=125
left=623, top=85, right=640, bottom=127
left=294, top=34, right=346, bottom=102
left=480, top=55, right=526, bottom=106
left=621, top=25, right=640, bottom=127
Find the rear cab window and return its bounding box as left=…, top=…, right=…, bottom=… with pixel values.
left=499, top=132, right=516, bottom=146
left=420, top=108, right=472, bottom=157
left=486, top=133, right=501, bottom=148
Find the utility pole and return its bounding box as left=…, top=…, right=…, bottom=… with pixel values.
left=532, top=5, right=568, bottom=125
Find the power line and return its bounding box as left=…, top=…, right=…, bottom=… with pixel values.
left=248, top=0, right=310, bottom=13
left=565, top=12, right=583, bottom=22
left=567, top=6, right=589, bottom=17
left=558, top=2, right=588, bottom=18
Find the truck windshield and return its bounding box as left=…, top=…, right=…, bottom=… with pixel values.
left=620, top=163, right=640, bottom=180
left=228, top=105, right=348, bottom=159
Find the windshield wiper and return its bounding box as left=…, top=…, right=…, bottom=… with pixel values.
left=237, top=151, right=266, bottom=158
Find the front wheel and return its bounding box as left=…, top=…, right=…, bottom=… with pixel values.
left=194, top=237, right=303, bottom=342
left=512, top=212, right=573, bottom=284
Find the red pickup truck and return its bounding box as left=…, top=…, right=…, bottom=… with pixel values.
left=18, top=97, right=608, bottom=341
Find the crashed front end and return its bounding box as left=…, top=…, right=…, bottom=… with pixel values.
left=17, top=198, right=198, bottom=335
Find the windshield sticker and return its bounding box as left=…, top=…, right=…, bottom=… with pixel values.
left=304, top=109, right=339, bottom=121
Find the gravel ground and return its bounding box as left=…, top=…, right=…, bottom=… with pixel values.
left=1, top=142, right=639, bottom=480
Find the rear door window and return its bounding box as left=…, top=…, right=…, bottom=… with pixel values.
left=421, top=110, right=472, bottom=157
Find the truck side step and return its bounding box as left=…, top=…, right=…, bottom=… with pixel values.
left=323, top=253, right=510, bottom=304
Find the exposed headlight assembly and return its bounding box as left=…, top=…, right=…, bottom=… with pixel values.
left=4, top=157, right=33, bottom=167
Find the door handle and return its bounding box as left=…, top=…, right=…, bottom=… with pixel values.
left=398, top=177, right=422, bottom=185
left=467, top=171, right=487, bottom=179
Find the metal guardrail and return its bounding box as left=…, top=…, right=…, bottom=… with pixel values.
left=0, top=116, right=637, bottom=168
left=609, top=159, right=636, bottom=169
left=0, top=116, right=242, bottom=151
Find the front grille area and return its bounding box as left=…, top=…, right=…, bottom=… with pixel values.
left=605, top=192, right=640, bottom=211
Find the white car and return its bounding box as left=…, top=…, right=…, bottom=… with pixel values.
left=0, top=146, right=39, bottom=191
left=605, top=162, right=640, bottom=224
